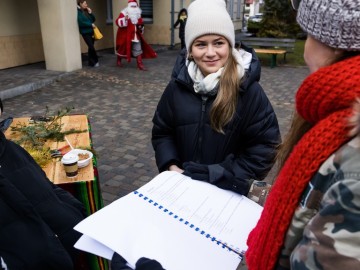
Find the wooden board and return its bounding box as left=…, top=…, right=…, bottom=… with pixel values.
left=5, top=115, right=95, bottom=184
left=254, top=48, right=286, bottom=55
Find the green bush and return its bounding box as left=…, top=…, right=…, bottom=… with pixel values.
left=257, top=0, right=303, bottom=38
left=247, top=21, right=261, bottom=35
left=257, top=17, right=300, bottom=38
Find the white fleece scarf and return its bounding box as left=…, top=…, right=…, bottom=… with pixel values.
left=187, top=48, right=252, bottom=95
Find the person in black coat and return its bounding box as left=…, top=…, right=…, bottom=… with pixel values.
left=152, top=0, right=280, bottom=198
left=173, top=8, right=187, bottom=49
left=0, top=99, right=86, bottom=270
left=112, top=1, right=280, bottom=269
left=77, top=0, right=99, bottom=67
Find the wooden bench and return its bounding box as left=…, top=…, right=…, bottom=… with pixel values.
left=237, top=37, right=296, bottom=68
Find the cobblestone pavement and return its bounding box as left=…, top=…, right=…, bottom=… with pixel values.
left=0, top=48, right=309, bottom=206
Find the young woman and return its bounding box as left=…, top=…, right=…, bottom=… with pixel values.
left=245, top=0, right=360, bottom=269
left=152, top=0, right=280, bottom=199
left=77, top=0, right=99, bottom=67
left=110, top=0, right=280, bottom=268
left=110, top=2, right=279, bottom=269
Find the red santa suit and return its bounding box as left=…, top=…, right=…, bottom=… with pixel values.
left=115, top=0, right=156, bottom=70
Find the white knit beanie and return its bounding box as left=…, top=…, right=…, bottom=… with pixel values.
left=297, top=0, right=360, bottom=50
left=185, top=0, right=235, bottom=50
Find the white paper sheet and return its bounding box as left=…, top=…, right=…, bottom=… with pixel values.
left=136, top=171, right=263, bottom=253
left=74, top=234, right=114, bottom=260
left=74, top=171, right=263, bottom=270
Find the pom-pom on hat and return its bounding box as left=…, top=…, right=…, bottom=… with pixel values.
left=185, top=0, right=235, bottom=49
left=296, top=0, right=360, bottom=50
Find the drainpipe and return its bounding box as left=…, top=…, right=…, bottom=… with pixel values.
left=170, top=0, right=175, bottom=49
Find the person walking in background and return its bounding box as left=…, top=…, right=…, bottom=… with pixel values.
left=173, top=8, right=187, bottom=49
left=77, top=0, right=99, bottom=67
left=115, top=0, right=157, bottom=71
left=245, top=0, right=360, bottom=269
left=152, top=0, right=280, bottom=201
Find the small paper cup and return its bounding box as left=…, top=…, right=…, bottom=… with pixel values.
left=61, top=153, right=79, bottom=178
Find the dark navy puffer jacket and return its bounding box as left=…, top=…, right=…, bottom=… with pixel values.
left=0, top=131, right=86, bottom=269
left=152, top=48, right=281, bottom=195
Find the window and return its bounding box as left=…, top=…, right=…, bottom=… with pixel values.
left=236, top=0, right=241, bottom=19
left=139, top=0, right=153, bottom=23
left=228, top=0, right=234, bottom=19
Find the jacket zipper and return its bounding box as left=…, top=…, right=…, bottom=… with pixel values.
left=195, top=96, right=208, bottom=162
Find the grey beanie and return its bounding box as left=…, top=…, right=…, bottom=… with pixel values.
left=297, top=0, right=360, bottom=50
left=185, top=0, right=235, bottom=49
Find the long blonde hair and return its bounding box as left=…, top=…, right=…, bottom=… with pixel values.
left=274, top=112, right=312, bottom=176
left=210, top=51, right=241, bottom=133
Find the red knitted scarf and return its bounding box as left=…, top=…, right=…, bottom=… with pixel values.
left=246, top=55, right=360, bottom=270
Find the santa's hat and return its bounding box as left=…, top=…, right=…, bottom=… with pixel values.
left=128, top=0, right=138, bottom=7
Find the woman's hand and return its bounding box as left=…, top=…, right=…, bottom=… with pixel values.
left=87, top=7, right=92, bottom=14
left=168, top=164, right=184, bottom=173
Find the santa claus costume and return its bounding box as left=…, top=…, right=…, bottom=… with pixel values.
left=115, top=0, right=157, bottom=70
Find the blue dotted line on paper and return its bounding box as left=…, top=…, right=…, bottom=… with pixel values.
left=133, top=190, right=244, bottom=258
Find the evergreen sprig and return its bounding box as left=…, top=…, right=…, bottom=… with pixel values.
left=10, top=107, right=87, bottom=149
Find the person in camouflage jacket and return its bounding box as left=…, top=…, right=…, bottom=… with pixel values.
left=278, top=122, right=360, bottom=269
left=245, top=0, right=360, bottom=269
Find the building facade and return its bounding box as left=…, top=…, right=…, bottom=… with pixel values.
left=0, top=0, right=245, bottom=72
left=245, top=0, right=263, bottom=16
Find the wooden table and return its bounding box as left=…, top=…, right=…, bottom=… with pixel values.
left=5, top=114, right=108, bottom=270
left=254, top=48, right=287, bottom=68
left=7, top=115, right=95, bottom=183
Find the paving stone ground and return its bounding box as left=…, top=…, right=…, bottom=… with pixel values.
left=0, top=47, right=309, bottom=206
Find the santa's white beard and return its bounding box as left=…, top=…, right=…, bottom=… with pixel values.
left=127, top=7, right=142, bottom=24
